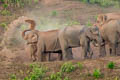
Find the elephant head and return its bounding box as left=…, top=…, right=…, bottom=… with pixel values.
left=22, top=19, right=38, bottom=44
left=86, top=26, right=103, bottom=46
left=22, top=30, right=38, bottom=44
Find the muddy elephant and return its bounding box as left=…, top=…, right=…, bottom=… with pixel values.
left=96, top=19, right=120, bottom=57
left=22, top=20, right=62, bottom=62
left=58, top=25, right=103, bottom=60
left=95, top=13, right=120, bottom=28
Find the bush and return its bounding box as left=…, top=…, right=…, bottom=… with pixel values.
left=10, top=74, right=16, bottom=80
left=93, top=69, right=101, bottom=78
left=24, top=64, right=47, bottom=80
left=49, top=72, right=62, bottom=80
left=107, top=61, right=115, bottom=69
left=0, top=10, right=11, bottom=16
left=61, top=62, right=75, bottom=73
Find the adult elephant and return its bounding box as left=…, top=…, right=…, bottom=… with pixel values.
left=22, top=20, right=62, bottom=62
left=96, top=19, right=120, bottom=57
left=95, top=13, right=120, bottom=28
left=58, top=25, right=103, bottom=60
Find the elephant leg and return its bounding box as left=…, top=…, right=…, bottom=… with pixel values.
left=110, top=44, right=117, bottom=56
left=59, top=36, right=73, bottom=60
left=88, top=47, right=93, bottom=59
left=58, top=53, right=63, bottom=61
left=87, top=41, right=93, bottom=59
left=82, top=46, right=89, bottom=59
left=66, top=48, right=73, bottom=60
left=99, top=45, right=106, bottom=57
left=61, top=48, right=73, bottom=60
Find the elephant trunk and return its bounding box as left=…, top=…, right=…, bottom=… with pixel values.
left=22, top=29, right=31, bottom=40
left=22, top=19, right=36, bottom=40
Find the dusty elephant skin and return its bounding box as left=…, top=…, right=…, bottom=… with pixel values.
left=98, top=19, right=120, bottom=57
left=95, top=12, right=120, bottom=28
left=22, top=20, right=62, bottom=62
left=58, top=25, right=102, bottom=60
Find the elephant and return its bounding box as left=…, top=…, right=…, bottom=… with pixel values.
left=96, top=19, right=120, bottom=57
left=94, top=13, right=120, bottom=28
left=58, top=25, right=103, bottom=60
left=22, top=20, right=63, bottom=62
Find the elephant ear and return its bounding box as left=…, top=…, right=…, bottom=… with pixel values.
left=97, top=14, right=107, bottom=23
left=102, top=14, right=107, bottom=23
left=31, top=33, right=38, bottom=43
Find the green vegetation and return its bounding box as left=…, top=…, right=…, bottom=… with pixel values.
left=65, top=20, right=80, bottom=26
left=107, top=61, right=115, bottom=69
left=61, top=62, right=76, bottom=73
left=93, top=69, right=101, bottom=78
left=77, top=62, right=83, bottom=70
left=0, top=0, right=40, bottom=8
left=49, top=72, right=62, bottom=80
left=0, top=22, right=7, bottom=28
left=10, top=74, right=17, bottom=80
left=51, top=10, right=58, bottom=16
left=24, top=64, right=47, bottom=80
left=79, top=0, right=120, bottom=7
left=0, top=10, right=11, bottom=16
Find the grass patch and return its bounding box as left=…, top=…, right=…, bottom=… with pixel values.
left=107, top=61, right=115, bottom=69
left=61, top=62, right=76, bottom=73
left=93, top=69, right=101, bottom=78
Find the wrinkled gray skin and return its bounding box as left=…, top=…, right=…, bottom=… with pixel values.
left=98, top=19, right=120, bottom=57
left=23, top=29, right=63, bottom=62
left=58, top=25, right=102, bottom=60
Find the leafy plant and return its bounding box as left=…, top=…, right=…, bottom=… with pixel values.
left=51, top=10, right=58, bottom=16
left=24, top=64, right=47, bottom=80
left=0, top=10, right=11, bottom=16
left=107, top=61, right=115, bottom=69
left=77, top=62, right=83, bottom=70
left=93, top=69, right=101, bottom=78
left=61, top=62, right=75, bottom=73
left=0, top=22, right=7, bottom=28
left=49, top=72, right=62, bottom=80
left=64, top=77, right=70, bottom=80
left=10, top=74, right=16, bottom=80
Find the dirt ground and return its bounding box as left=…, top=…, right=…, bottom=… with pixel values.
left=0, top=0, right=120, bottom=79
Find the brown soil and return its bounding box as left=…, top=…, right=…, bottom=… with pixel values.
left=0, top=0, right=120, bottom=79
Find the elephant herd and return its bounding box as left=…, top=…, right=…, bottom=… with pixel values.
left=22, top=12, right=120, bottom=62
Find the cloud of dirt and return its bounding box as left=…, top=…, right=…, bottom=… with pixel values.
left=24, top=6, right=66, bottom=31
left=1, top=3, right=67, bottom=50
left=1, top=16, right=31, bottom=49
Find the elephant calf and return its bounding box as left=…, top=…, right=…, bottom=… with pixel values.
left=58, top=25, right=102, bottom=60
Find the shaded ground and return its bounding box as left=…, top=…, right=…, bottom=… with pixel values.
left=0, top=0, right=120, bottom=79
